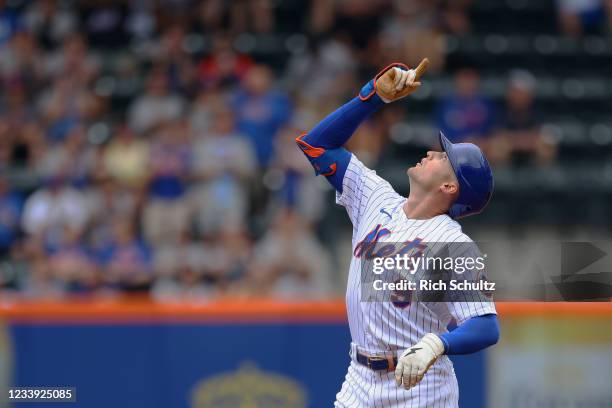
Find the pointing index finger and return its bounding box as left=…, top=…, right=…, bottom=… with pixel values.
left=413, top=58, right=430, bottom=81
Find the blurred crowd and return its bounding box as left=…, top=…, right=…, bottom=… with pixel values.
left=0, top=0, right=610, bottom=300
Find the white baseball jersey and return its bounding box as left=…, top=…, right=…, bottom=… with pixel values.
left=334, top=155, right=496, bottom=408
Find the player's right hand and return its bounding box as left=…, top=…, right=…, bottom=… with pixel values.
left=395, top=333, right=444, bottom=390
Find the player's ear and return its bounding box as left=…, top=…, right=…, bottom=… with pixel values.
left=440, top=182, right=458, bottom=196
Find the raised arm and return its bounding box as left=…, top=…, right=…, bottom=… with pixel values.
left=296, top=60, right=429, bottom=193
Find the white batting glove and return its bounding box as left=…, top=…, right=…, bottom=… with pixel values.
left=395, top=333, right=445, bottom=390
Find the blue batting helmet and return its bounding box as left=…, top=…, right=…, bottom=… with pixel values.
left=439, top=132, right=494, bottom=219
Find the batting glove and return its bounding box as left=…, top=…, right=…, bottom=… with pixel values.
left=395, top=333, right=445, bottom=390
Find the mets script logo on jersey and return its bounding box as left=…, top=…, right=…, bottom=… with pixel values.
left=354, top=224, right=426, bottom=259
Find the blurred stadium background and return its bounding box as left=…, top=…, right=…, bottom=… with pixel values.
left=0, top=0, right=611, bottom=407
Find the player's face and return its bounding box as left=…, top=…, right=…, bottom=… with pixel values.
left=407, top=151, right=457, bottom=192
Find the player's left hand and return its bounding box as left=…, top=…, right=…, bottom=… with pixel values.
left=376, top=58, right=429, bottom=103
left=358, top=58, right=429, bottom=103
left=395, top=333, right=445, bottom=390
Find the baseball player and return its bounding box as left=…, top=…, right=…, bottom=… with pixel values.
left=296, top=60, right=500, bottom=407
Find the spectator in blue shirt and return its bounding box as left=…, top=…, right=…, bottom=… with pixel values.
left=47, top=227, right=98, bottom=294
left=96, top=219, right=152, bottom=291
left=435, top=67, right=496, bottom=143
left=232, top=65, right=292, bottom=168
left=142, top=121, right=191, bottom=246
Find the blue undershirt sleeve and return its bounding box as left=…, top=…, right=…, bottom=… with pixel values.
left=302, top=96, right=385, bottom=149
left=296, top=95, right=385, bottom=192
left=439, top=314, right=500, bottom=355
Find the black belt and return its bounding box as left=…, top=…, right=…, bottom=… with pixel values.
left=356, top=351, right=398, bottom=372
